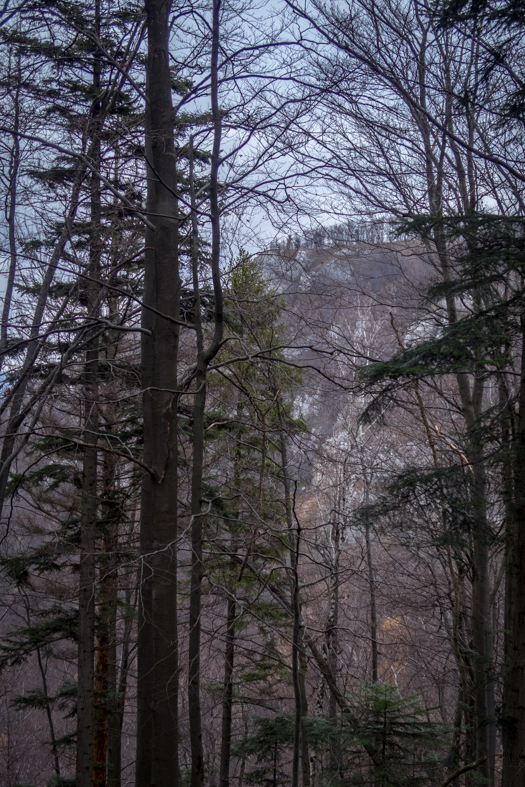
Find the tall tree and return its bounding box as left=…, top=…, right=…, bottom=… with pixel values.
left=136, top=1, right=181, bottom=785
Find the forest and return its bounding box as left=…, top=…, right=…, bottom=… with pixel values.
left=0, top=0, right=524, bottom=785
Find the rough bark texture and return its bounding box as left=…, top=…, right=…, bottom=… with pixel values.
left=136, top=2, right=180, bottom=784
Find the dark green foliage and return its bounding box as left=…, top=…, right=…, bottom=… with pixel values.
left=45, top=775, right=76, bottom=787
left=344, top=683, right=447, bottom=787
left=235, top=685, right=448, bottom=787
left=0, top=607, right=77, bottom=670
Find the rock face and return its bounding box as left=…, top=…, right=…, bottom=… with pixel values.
left=258, top=240, right=437, bottom=461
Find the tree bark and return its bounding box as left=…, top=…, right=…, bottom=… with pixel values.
left=280, top=423, right=310, bottom=787
left=75, top=202, right=100, bottom=787
left=0, top=55, right=21, bottom=375
left=188, top=137, right=207, bottom=787
left=136, top=2, right=181, bottom=785
left=502, top=312, right=525, bottom=786
left=93, top=404, right=119, bottom=787
left=365, top=517, right=378, bottom=683
left=77, top=9, right=102, bottom=781
left=187, top=0, right=225, bottom=770
left=108, top=587, right=134, bottom=787
left=219, top=595, right=236, bottom=787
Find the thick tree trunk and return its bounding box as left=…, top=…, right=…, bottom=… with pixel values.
left=442, top=275, right=494, bottom=784
left=423, top=85, right=495, bottom=784
left=136, top=2, right=181, bottom=785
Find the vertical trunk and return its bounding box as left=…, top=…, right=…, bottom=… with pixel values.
left=280, top=424, right=309, bottom=787
left=468, top=434, right=494, bottom=782
left=76, top=220, right=100, bottom=787
left=188, top=138, right=207, bottom=787
left=438, top=253, right=494, bottom=784
left=93, top=619, right=110, bottom=787
left=325, top=513, right=339, bottom=778
left=76, top=10, right=102, bottom=782
left=298, top=648, right=311, bottom=787
left=108, top=587, right=134, bottom=787
left=280, top=426, right=300, bottom=787
left=502, top=313, right=525, bottom=786
left=187, top=0, right=224, bottom=771
left=96, top=294, right=121, bottom=787
left=219, top=595, right=236, bottom=787
left=219, top=400, right=247, bottom=787
left=422, top=72, right=494, bottom=782
left=136, top=3, right=181, bottom=785
left=32, top=631, right=60, bottom=777
left=365, top=518, right=378, bottom=683
left=93, top=416, right=119, bottom=787
left=450, top=690, right=463, bottom=785
left=292, top=562, right=302, bottom=787
left=0, top=57, right=21, bottom=375
left=105, top=350, right=121, bottom=787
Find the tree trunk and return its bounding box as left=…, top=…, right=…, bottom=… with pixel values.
left=75, top=208, right=100, bottom=787
left=187, top=0, right=225, bottom=770
left=108, top=587, right=134, bottom=787
left=466, top=428, right=494, bottom=782
left=280, top=424, right=310, bottom=787
left=219, top=595, right=236, bottom=787
left=365, top=519, right=378, bottom=683
left=76, top=11, right=102, bottom=781
left=298, top=647, right=311, bottom=787
left=326, top=511, right=340, bottom=777
left=188, top=138, right=207, bottom=787
left=93, top=408, right=119, bottom=787
left=502, top=312, right=525, bottom=786
left=0, top=56, right=21, bottom=375
left=136, top=2, right=181, bottom=784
